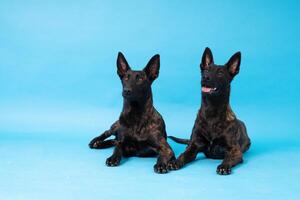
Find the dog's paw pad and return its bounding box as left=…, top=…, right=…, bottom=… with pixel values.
left=167, top=160, right=181, bottom=170
left=89, top=137, right=102, bottom=149
left=154, top=163, right=168, bottom=174
left=106, top=156, right=121, bottom=167
left=217, top=164, right=232, bottom=175
left=89, top=141, right=101, bottom=149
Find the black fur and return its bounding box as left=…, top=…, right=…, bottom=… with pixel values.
left=168, top=47, right=251, bottom=175
left=89, top=52, right=175, bottom=174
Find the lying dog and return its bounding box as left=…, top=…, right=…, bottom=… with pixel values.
left=168, top=47, right=251, bottom=175
left=89, top=52, right=175, bottom=173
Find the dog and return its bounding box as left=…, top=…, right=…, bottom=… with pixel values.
left=89, top=52, right=175, bottom=174
left=168, top=47, right=251, bottom=175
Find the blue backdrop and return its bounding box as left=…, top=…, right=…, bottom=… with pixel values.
left=1, top=0, right=300, bottom=199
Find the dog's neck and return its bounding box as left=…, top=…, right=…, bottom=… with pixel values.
left=120, top=90, right=154, bottom=124
left=200, top=88, right=232, bottom=120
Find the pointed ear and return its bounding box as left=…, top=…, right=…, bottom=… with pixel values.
left=143, top=54, right=160, bottom=82
left=200, top=47, right=214, bottom=70
left=117, top=52, right=130, bottom=78
left=226, top=52, right=241, bottom=77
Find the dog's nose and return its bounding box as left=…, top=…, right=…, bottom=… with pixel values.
left=203, top=74, right=210, bottom=81
left=123, top=88, right=132, bottom=95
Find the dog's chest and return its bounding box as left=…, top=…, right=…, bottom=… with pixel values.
left=119, top=111, right=164, bottom=141
left=122, top=123, right=151, bottom=141
left=200, top=120, right=225, bottom=142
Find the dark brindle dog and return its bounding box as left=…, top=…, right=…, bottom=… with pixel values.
left=168, top=47, right=251, bottom=175
left=89, top=52, right=175, bottom=173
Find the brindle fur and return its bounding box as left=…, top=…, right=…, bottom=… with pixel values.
left=168, top=47, right=251, bottom=175
left=89, top=52, right=175, bottom=174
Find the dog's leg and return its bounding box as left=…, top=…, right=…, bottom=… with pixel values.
left=106, top=142, right=123, bottom=167
left=168, top=141, right=204, bottom=170
left=216, top=145, right=243, bottom=175
left=152, top=137, right=175, bottom=174
left=89, top=130, right=114, bottom=149
left=89, top=121, right=119, bottom=149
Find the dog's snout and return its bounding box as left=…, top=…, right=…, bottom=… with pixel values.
left=203, top=74, right=210, bottom=81
left=123, top=88, right=132, bottom=95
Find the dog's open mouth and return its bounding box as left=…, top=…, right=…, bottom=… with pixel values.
left=202, top=86, right=217, bottom=93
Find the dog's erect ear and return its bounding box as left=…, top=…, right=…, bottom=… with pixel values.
left=201, top=47, right=214, bottom=70
left=117, top=52, right=131, bottom=78
left=144, top=54, right=160, bottom=82
left=226, top=52, right=241, bottom=77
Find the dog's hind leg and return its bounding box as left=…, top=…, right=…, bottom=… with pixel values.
left=89, top=121, right=120, bottom=149
left=89, top=130, right=115, bottom=149
left=216, top=145, right=243, bottom=175
left=237, top=120, right=251, bottom=153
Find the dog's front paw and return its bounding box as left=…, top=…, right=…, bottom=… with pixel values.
left=106, top=156, right=121, bottom=167
left=89, top=136, right=102, bottom=149
left=154, top=163, right=169, bottom=174
left=167, top=159, right=183, bottom=170
left=217, top=164, right=232, bottom=175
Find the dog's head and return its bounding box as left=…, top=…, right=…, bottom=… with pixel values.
left=200, top=47, right=241, bottom=97
left=117, top=52, right=160, bottom=101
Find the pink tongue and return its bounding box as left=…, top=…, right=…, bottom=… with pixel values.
left=202, top=87, right=212, bottom=93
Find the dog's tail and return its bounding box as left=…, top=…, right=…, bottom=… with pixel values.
left=168, top=136, right=190, bottom=145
